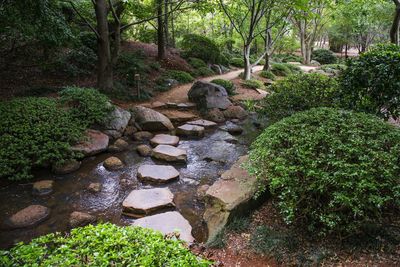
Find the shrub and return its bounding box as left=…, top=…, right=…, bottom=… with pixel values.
left=0, top=223, right=211, bottom=266
left=260, top=73, right=338, bottom=123
left=312, top=49, right=337, bottom=65
left=230, top=57, right=245, bottom=68
left=53, top=46, right=96, bottom=77
left=270, top=63, right=292, bottom=76
left=188, top=57, right=207, bottom=69
left=164, top=70, right=194, bottom=83
left=211, top=79, right=236, bottom=95
left=319, top=64, right=347, bottom=72
left=116, top=51, right=149, bottom=85
left=248, top=107, right=400, bottom=235
left=339, top=44, right=400, bottom=120
left=242, top=79, right=264, bottom=89
left=259, top=70, right=276, bottom=80
left=285, top=64, right=302, bottom=74
left=180, top=34, right=221, bottom=63
left=59, top=87, right=112, bottom=126
left=0, top=98, right=84, bottom=180
left=272, top=53, right=303, bottom=63
left=192, top=67, right=215, bottom=77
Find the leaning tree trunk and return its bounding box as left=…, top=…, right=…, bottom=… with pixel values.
left=390, top=3, right=400, bottom=45
left=95, top=0, right=113, bottom=91
left=263, top=28, right=272, bottom=71
left=157, top=0, right=165, bottom=60
left=243, top=45, right=252, bottom=80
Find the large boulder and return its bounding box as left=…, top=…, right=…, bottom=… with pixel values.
left=132, top=106, right=174, bottom=131
left=203, top=155, right=259, bottom=242
left=101, top=107, right=131, bottom=138
left=188, top=81, right=232, bottom=110
left=3, top=205, right=50, bottom=229
left=72, top=129, right=109, bottom=157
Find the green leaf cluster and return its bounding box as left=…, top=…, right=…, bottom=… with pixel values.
left=312, top=49, right=338, bottom=65
left=180, top=34, right=221, bottom=64
left=164, top=70, right=194, bottom=84
left=211, top=79, right=236, bottom=95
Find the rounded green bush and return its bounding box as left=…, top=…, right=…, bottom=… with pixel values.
left=230, top=57, right=245, bottom=68
left=180, top=34, right=221, bottom=64
left=192, top=67, right=215, bottom=77
left=260, top=73, right=338, bottom=123
left=164, top=70, right=194, bottom=83
left=272, top=53, right=303, bottom=63
left=311, top=49, right=337, bottom=65
left=211, top=79, right=236, bottom=95
left=270, top=63, right=292, bottom=76
left=242, top=79, right=264, bottom=89
left=0, top=223, right=211, bottom=266
left=259, top=70, right=276, bottom=80
left=339, top=44, right=400, bottom=120
left=188, top=57, right=207, bottom=69
left=248, top=108, right=400, bottom=235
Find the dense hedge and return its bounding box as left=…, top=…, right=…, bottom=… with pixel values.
left=260, top=73, right=338, bottom=123
left=242, top=79, right=264, bottom=89
left=311, top=49, right=337, bottom=65
left=180, top=34, right=221, bottom=64
left=0, top=88, right=112, bottom=180
left=0, top=223, right=211, bottom=266
left=164, top=70, right=194, bottom=83
left=339, top=44, right=400, bottom=120
left=248, top=108, right=400, bottom=235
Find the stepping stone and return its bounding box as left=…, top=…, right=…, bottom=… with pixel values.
left=177, top=124, right=205, bottom=137
left=32, top=180, right=54, bottom=196
left=132, top=211, right=194, bottom=243
left=136, top=144, right=152, bottom=157
left=103, top=156, right=124, bottom=170
left=123, top=188, right=175, bottom=218
left=152, top=145, right=187, bottom=163
left=187, top=119, right=217, bottom=128
left=133, top=131, right=154, bottom=141
left=150, top=134, right=179, bottom=147
left=3, top=205, right=50, bottom=229
left=138, top=165, right=179, bottom=184
left=161, top=110, right=197, bottom=123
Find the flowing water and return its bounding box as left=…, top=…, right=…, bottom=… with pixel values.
left=0, top=116, right=266, bottom=249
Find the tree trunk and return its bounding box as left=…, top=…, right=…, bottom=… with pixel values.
left=304, top=40, right=312, bottom=65
left=390, top=4, right=400, bottom=44
left=164, top=0, right=169, bottom=48
left=95, top=0, right=113, bottom=91
left=263, top=53, right=270, bottom=71
left=157, top=0, right=165, bottom=60
left=263, top=28, right=272, bottom=70
left=243, top=45, right=251, bottom=80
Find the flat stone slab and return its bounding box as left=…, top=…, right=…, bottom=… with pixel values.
left=161, top=110, right=197, bottom=123
left=150, top=134, right=179, bottom=147
left=138, top=165, right=179, bottom=184
left=177, top=124, right=205, bottom=137
left=187, top=119, right=217, bottom=128
left=132, top=211, right=194, bottom=243
left=152, top=145, right=187, bottom=162
left=72, top=129, right=109, bottom=157
left=4, top=205, right=50, bottom=229
left=123, top=188, right=175, bottom=218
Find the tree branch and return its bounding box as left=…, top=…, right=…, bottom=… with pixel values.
left=67, top=1, right=100, bottom=38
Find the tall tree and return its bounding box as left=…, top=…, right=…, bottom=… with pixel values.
left=391, top=0, right=400, bottom=44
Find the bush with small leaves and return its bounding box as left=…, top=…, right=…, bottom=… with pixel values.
left=270, top=63, right=292, bottom=76
left=164, top=70, right=194, bottom=83
left=230, top=57, right=245, bottom=67
left=192, top=67, right=215, bottom=77
left=242, top=79, right=264, bottom=89
left=312, top=49, right=337, bottom=65
left=188, top=57, right=208, bottom=69
left=248, top=107, right=400, bottom=235
left=272, top=53, right=303, bottom=63
left=0, top=223, right=212, bottom=266
left=259, top=70, right=276, bottom=80
left=259, top=73, right=339, bottom=123
left=211, top=79, right=236, bottom=95
left=180, top=34, right=221, bottom=64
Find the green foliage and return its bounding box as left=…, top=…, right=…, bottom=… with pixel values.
left=272, top=53, right=303, bottom=63
left=312, top=49, right=337, bottom=65
left=192, top=67, right=215, bottom=77
left=116, top=51, right=150, bottom=86
left=227, top=217, right=250, bottom=233
left=230, top=57, right=245, bottom=67
left=339, top=44, right=400, bottom=120
left=0, top=223, right=211, bottom=266
left=248, top=108, right=400, bottom=235
left=285, top=63, right=302, bottom=74
left=319, top=64, right=347, bottom=72
left=259, top=70, right=276, bottom=80
left=53, top=46, right=97, bottom=77
left=0, top=98, right=84, bottom=180
left=164, top=70, right=194, bottom=83
left=260, top=73, right=339, bottom=123
left=211, top=79, right=236, bottom=95
left=242, top=79, right=264, bottom=89
left=59, top=87, right=112, bottom=126
left=188, top=57, right=208, bottom=69
left=180, top=34, right=221, bottom=63
left=102, top=82, right=152, bottom=101
left=206, top=230, right=226, bottom=249
left=270, top=63, right=292, bottom=76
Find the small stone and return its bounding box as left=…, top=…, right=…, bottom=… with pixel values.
left=123, top=188, right=175, bottom=217
left=3, top=205, right=50, bottom=229
left=103, top=156, right=124, bottom=170
left=123, top=126, right=138, bottom=137
left=177, top=124, right=205, bottom=137
left=187, top=119, right=217, bottom=128
left=87, top=183, right=102, bottom=193
left=220, top=122, right=243, bottom=135
left=52, top=160, right=81, bottom=175
left=133, top=131, right=154, bottom=141
left=197, top=185, right=210, bottom=197
left=223, top=105, right=248, bottom=120
left=206, top=108, right=226, bottom=123
left=137, top=165, right=179, bottom=183
left=32, top=180, right=54, bottom=196
left=150, top=134, right=180, bottom=147
left=108, top=138, right=129, bottom=152
left=69, top=211, right=96, bottom=228
left=152, top=145, right=187, bottom=162
left=136, top=144, right=152, bottom=157
left=103, top=129, right=122, bottom=139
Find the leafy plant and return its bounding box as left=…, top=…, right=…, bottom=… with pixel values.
left=312, top=49, right=337, bottom=65
left=0, top=98, right=84, bottom=180
left=227, top=217, right=250, bottom=233
left=53, top=46, right=97, bottom=77
left=180, top=34, right=221, bottom=64
left=188, top=57, right=208, bottom=69
left=272, top=53, right=303, bottom=63
left=0, top=223, right=212, bottom=266
left=192, top=67, right=215, bottom=77
left=230, top=57, right=245, bottom=67
left=164, top=70, right=194, bottom=83
left=259, top=70, right=276, bottom=80
left=260, top=73, right=339, bottom=123
left=248, top=107, right=400, bottom=235
left=59, top=87, right=112, bottom=126
left=242, top=79, right=264, bottom=89
left=339, top=44, right=400, bottom=120
left=211, top=79, right=236, bottom=95
left=270, top=63, right=292, bottom=76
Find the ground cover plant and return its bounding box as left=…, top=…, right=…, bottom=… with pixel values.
left=211, top=79, right=236, bottom=95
